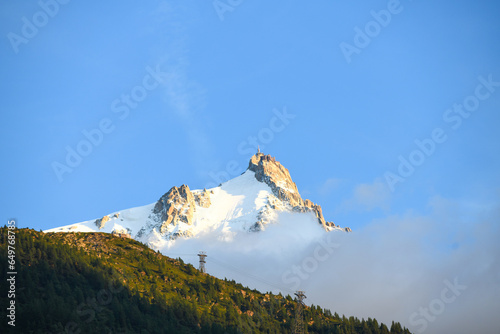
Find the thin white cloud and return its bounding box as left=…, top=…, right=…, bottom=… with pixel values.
left=340, top=178, right=391, bottom=212
left=318, top=177, right=342, bottom=196
left=150, top=1, right=216, bottom=174
left=167, top=195, right=500, bottom=334
left=307, top=198, right=500, bottom=334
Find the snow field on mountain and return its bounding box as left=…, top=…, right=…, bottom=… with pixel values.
left=44, top=202, right=156, bottom=236
left=192, top=170, right=274, bottom=232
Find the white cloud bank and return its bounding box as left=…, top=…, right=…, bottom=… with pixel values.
left=165, top=195, right=499, bottom=334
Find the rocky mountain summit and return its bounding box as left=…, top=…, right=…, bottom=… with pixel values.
left=136, top=151, right=350, bottom=239
left=248, top=151, right=347, bottom=231
left=48, top=151, right=350, bottom=245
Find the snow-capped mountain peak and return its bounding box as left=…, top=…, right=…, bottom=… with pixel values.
left=45, top=152, right=350, bottom=248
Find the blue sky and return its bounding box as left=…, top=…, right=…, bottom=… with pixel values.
left=2, top=0, right=498, bottom=232
left=1, top=1, right=499, bottom=332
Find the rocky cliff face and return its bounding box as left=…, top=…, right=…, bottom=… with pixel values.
left=144, top=184, right=215, bottom=240
left=194, top=188, right=212, bottom=208
left=94, top=213, right=128, bottom=235
left=248, top=152, right=347, bottom=231
left=94, top=215, right=110, bottom=229
left=248, top=153, right=303, bottom=207
left=149, top=185, right=197, bottom=235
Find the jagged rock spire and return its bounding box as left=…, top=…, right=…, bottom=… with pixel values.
left=248, top=152, right=302, bottom=207
left=247, top=152, right=347, bottom=231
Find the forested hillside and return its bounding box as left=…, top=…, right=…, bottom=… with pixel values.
left=0, top=227, right=411, bottom=334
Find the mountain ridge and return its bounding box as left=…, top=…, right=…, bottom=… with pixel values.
left=46, top=151, right=350, bottom=246
left=248, top=151, right=344, bottom=231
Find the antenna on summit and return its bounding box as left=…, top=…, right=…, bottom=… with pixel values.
left=257, top=145, right=261, bottom=154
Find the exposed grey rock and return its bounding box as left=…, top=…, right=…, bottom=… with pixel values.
left=112, top=230, right=132, bottom=238
left=170, top=230, right=193, bottom=240
left=94, top=215, right=110, bottom=230
left=194, top=188, right=211, bottom=208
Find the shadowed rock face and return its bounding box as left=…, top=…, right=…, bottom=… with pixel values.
left=248, top=152, right=345, bottom=231
left=94, top=215, right=110, bottom=230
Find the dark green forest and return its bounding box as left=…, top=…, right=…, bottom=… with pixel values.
left=0, top=227, right=412, bottom=334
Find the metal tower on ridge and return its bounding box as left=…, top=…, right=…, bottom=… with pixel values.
left=293, top=290, right=307, bottom=334
left=198, top=251, right=207, bottom=273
